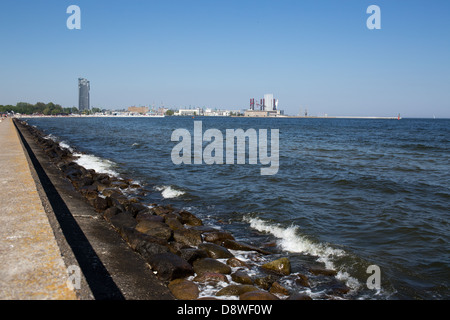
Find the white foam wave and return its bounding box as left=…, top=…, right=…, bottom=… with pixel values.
left=154, top=185, right=185, bottom=199
left=73, top=153, right=119, bottom=177
left=244, top=216, right=345, bottom=268
left=243, top=216, right=361, bottom=291
left=44, top=134, right=57, bottom=141
left=59, top=141, right=73, bottom=152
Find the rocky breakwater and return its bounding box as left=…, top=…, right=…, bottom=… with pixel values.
left=16, top=119, right=352, bottom=300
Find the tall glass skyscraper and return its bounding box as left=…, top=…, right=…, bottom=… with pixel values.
left=78, top=78, right=90, bottom=112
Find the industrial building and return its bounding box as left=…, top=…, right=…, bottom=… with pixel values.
left=245, top=94, right=284, bottom=117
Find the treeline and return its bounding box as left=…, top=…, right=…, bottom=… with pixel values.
left=0, top=102, right=102, bottom=115
left=0, top=102, right=77, bottom=115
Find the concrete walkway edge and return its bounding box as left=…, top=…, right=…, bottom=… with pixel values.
left=0, top=118, right=78, bottom=300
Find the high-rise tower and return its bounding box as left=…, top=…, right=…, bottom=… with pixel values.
left=78, top=78, right=90, bottom=112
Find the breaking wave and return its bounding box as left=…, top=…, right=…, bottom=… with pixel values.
left=154, top=185, right=186, bottom=199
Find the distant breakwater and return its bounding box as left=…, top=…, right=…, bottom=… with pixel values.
left=15, top=118, right=352, bottom=300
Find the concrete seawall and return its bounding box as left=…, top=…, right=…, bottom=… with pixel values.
left=0, top=118, right=77, bottom=299
left=0, top=118, right=174, bottom=300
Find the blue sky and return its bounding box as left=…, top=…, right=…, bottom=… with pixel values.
left=0, top=0, right=449, bottom=117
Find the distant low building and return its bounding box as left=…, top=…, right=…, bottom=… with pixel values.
left=175, top=108, right=202, bottom=116
left=128, top=106, right=149, bottom=114
left=244, top=110, right=285, bottom=117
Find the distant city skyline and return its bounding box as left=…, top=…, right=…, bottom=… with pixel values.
left=0, top=1, right=449, bottom=117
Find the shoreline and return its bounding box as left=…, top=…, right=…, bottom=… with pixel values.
left=15, top=114, right=404, bottom=120
left=14, top=118, right=354, bottom=300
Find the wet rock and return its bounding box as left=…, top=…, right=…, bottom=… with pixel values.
left=173, top=228, right=203, bottom=247
left=240, top=291, right=280, bottom=300
left=198, top=243, right=234, bottom=259
left=102, top=206, right=121, bottom=221
left=179, top=248, right=209, bottom=264
left=269, top=282, right=289, bottom=296
left=167, top=241, right=191, bottom=255
left=221, top=239, right=271, bottom=255
left=147, top=253, right=194, bottom=281
left=93, top=196, right=109, bottom=212
left=136, top=211, right=164, bottom=223
left=93, top=181, right=108, bottom=192
left=203, top=230, right=235, bottom=243
left=168, top=279, right=199, bottom=300
left=254, top=275, right=280, bottom=290
left=165, top=214, right=185, bottom=231
left=108, top=193, right=130, bottom=206
left=190, top=225, right=220, bottom=234
left=123, top=228, right=169, bottom=251
left=93, top=173, right=110, bottom=182
left=288, top=293, right=313, bottom=300
left=216, top=285, right=259, bottom=297
left=309, top=266, right=337, bottom=277
left=82, top=189, right=98, bottom=201
left=328, top=280, right=351, bottom=295
left=125, top=202, right=149, bottom=218
left=226, top=257, right=250, bottom=268
left=152, top=206, right=171, bottom=216
left=261, top=257, right=291, bottom=276
left=109, top=211, right=137, bottom=234
left=194, top=272, right=229, bottom=284
left=135, top=237, right=171, bottom=259
left=193, top=258, right=231, bottom=276
left=178, top=210, right=203, bottom=226
left=77, top=176, right=94, bottom=188
left=135, top=220, right=173, bottom=241
left=101, top=188, right=121, bottom=197
left=111, top=180, right=129, bottom=189
left=231, top=270, right=253, bottom=285
left=295, top=274, right=311, bottom=288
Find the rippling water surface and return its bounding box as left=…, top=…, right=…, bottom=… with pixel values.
left=26, top=117, right=450, bottom=299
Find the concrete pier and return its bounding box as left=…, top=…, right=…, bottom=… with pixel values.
left=1, top=118, right=174, bottom=300
left=0, top=118, right=77, bottom=299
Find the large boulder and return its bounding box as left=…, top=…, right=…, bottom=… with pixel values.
left=92, top=196, right=109, bottom=212
left=168, top=279, right=199, bottom=300
left=135, top=220, right=173, bottom=241
left=261, top=257, right=291, bottom=276
left=173, top=228, right=203, bottom=247
left=178, top=210, right=203, bottom=226
left=198, top=243, right=234, bottom=259
left=216, top=285, right=259, bottom=297
left=231, top=270, right=253, bottom=285
left=269, top=282, right=289, bottom=296
left=179, top=248, right=209, bottom=264
left=254, top=274, right=280, bottom=290
left=193, top=272, right=229, bottom=284
left=109, top=211, right=137, bottom=234
left=295, top=274, right=311, bottom=288
left=308, top=266, right=337, bottom=277
left=221, top=239, right=271, bottom=255
left=288, top=293, right=313, bottom=300
left=226, top=257, right=250, bottom=268
left=147, top=253, right=194, bottom=281
left=240, top=291, right=280, bottom=300
left=135, top=237, right=171, bottom=259
left=165, top=214, right=185, bottom=231
left=203, top=230, right=235, bottom=243
left=193, top=258, right=231, bottom=276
